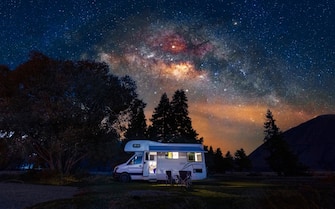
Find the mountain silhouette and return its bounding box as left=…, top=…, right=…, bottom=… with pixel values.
left=249, top=114, right=335, bottom=172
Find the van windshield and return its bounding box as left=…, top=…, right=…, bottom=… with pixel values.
left=128, top=155, right=143, bottom=165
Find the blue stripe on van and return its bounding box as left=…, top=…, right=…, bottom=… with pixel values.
left=149, top=146, right=203, bottom=152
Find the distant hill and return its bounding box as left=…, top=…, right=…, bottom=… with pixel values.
left=249, top=114, right=335, bottom=172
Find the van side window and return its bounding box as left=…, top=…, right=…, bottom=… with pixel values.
left=187, top=152, right=203, bottom=162
left=128, top=155, right=143, bottom=165
left=165, top=152, right=179, bottom=159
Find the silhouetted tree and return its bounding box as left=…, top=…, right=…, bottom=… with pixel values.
left=214, top=147, right=225, bottom=173
left=148, top=90, right=202, bottom=143
left=124, top=99, right=147, bottom=140
left=223, top=151, right=235, bottom=172
left=0, top=138, right=9, bottom=169
left=0, top=66, right=12, bottom=169
left=263, top=109, right=280, bottom=143
left=263, top=109, right=306, bottom=176
left=205, top=145, right=215, bottom=173
left=147, top=93, right=172, bottom=142
left=234, top=148, right=252, bottom=171
left=0, top=65, right=11, bottom=98
left=0, top=52, right=138, bottom=174
left=170, top=89, right=202, bottom=143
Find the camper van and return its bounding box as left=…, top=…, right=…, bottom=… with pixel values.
left=113, top=140, right=207, bottom=182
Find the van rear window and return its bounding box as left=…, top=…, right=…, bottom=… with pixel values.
left=187, top=152, right=203, bottom=162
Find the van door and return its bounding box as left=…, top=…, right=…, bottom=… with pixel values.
left=143, top=152, right=157, bottom=177
left=127, top=154, right=143, bottom=175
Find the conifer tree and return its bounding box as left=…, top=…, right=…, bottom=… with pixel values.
left=223, top=151, right=234, bottom=172
left=205, top=145, right=215, bottom=173
left=124, top=99, right=147, bottom=140
left=263, top=109, right=306, bottom=176
left=170, top=89, right=202, bottom=143
left=147, top=93, right=172, bottom=142
left=264, top=109, right=280, bottom=143
left=234, top=148, right=252, bottom=171
left=214, top=147, right=224, bottom=172
left=148, top=90, right=202, bottom=143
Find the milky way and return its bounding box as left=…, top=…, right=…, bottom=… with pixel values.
left=98, top=15, right=284, bottom=103
left=1, top=0, right=334, bottom=153
left=92, top=12, right=334, bottom=152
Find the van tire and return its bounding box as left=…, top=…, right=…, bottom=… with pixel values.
left=119, top=173, right=130, bottom=183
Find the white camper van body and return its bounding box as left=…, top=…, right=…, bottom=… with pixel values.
left=113, top=140, right=207, bottom=182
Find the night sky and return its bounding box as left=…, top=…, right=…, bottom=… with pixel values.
left=1, top=0, right=334, bottom=153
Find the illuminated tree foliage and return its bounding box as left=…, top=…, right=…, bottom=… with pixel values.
left=0, top=52, right=139, bottom=174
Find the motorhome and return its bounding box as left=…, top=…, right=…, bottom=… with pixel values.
left=113, top=140, right=207, bottom=182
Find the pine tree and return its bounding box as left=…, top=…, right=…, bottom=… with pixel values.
left=263, top=109, right=306, bottom=176
left=205, top=145, right=215, bottom=173
left=234, top=148, right=252, bottom=171
left=170, top=89, right=201, bottom=143
left=263, top=109, right=280, bottom=143
left=214, top=148, right=224, bottom=173
left=147, top=93, right=172, bottom=142
left=223, top=151, right=235, bottom=172
left=124, top=99, right=147, bottom=140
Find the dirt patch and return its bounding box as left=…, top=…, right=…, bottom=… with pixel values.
left=0, top=182, right=78, bottom=209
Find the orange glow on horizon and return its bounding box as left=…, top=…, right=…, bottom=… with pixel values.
left=144, top=102, right=318, bottom=154
left=188, top=102, right=318, bottom=153
left=101, top=52, right=323, bottom=154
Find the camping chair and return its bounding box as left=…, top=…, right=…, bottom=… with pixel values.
left=178, top=170, right=192, bottom=188
left=166, top=170, right=174, bottom=185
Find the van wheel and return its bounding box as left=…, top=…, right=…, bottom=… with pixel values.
left=119, top=173, right=130, bottom=183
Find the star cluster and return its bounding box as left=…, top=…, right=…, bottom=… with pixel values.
left=1, top=0, right=334, bottom=153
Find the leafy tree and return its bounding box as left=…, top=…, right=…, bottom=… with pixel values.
left=0, top=66, right=12, bottom=169
left=0, top=132, right=29, bottom=170
left=263, top=109, right=306, bottom=176
left=170, top=89, right=202, bottom=143
left=0, top=52, right=138, bottom=174
left=0, top=138, right=9, bottom=169
left=147, top=93, right=172, bottom=142
left=0, top=65, right=11, bottom=98
left=234, top=148, right=252, bottom=171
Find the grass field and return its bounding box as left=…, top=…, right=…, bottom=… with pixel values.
left=26, top=174, right=335, bottom=209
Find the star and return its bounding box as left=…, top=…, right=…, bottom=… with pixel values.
left=1, top=0, right=334, bottom=153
